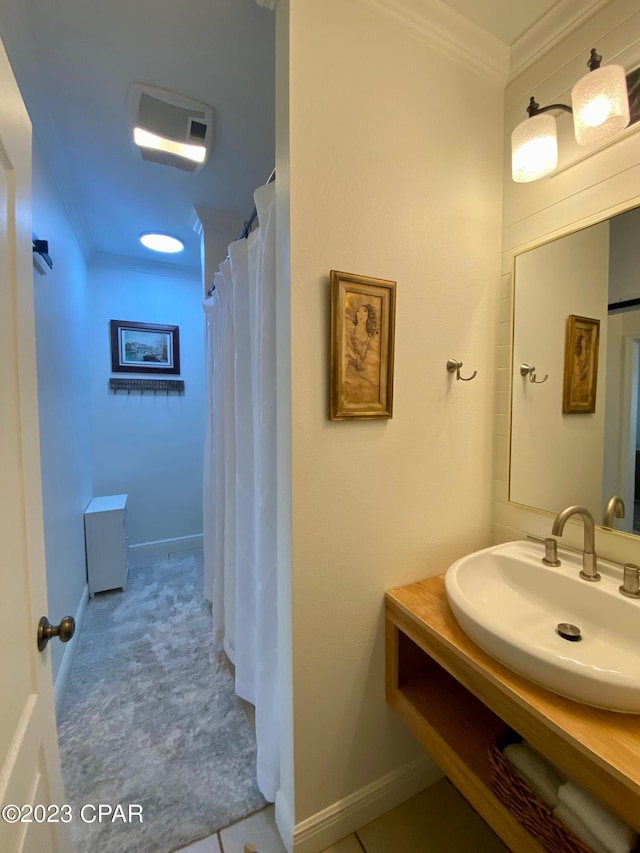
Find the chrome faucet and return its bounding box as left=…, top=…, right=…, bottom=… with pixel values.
left=603, top=496, right=625, bottom=528
left=551, top=505, right=601, bottom=582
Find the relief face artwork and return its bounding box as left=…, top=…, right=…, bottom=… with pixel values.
left=563, top=314, right=600, bottom=414
left=330, top=271, right=396, bottom=420
left=344, top=293, right=383, bottom=404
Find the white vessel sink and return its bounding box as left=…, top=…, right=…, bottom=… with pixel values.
left=444, top=540, right=640, bottom=713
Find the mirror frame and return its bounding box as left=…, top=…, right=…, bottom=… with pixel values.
left=506, top=201, right=640, bottom=544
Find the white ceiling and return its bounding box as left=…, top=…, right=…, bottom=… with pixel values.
left=0, top=0, right=275, bottom=271
left=0, top=0, right=566, bottom=274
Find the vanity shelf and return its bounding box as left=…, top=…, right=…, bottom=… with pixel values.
left=386, top=574, right=640, bottom=851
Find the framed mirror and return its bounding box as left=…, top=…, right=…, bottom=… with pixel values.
left=510, top=205, right=640, bottom=537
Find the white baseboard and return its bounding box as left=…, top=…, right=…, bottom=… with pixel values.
left=292, top=757, right=443, bottom=853
left=127, top=534, right=203, bottom=567
left=54, top=583, right=89, bottom=717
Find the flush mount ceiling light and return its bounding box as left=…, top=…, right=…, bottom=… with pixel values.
left=127, top=83, right=215, bottom=174
left=512, top=49, right=631, bottom=183
left=140, top=233, right=184, bottom=254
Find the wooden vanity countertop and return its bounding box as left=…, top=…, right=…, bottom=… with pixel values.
left=386, top=574, right=640, bottom=828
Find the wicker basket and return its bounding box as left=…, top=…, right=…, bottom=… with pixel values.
left=488, top=731, right=596, bottom=853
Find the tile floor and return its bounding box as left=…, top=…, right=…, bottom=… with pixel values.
left=175, top=778, right=509, bottom=853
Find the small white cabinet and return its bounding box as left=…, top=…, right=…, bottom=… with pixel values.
left=84, top=494, right=128, bottom=596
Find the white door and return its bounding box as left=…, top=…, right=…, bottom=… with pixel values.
left=0, top=36, right=71, bottom=853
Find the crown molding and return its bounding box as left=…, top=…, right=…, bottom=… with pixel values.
left=510, top=0, right=612, bottom=82
left=358, top=0, right=509, bottom=85
left=90, top=252, right=200, bottom=281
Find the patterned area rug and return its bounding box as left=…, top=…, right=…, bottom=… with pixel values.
left=58, top=555, right=266, bottom=853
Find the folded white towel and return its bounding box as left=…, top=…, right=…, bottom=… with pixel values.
left=558, top=782, right=637, bottom=853
left=503, top=741, right=564, bottom=808
left=554, top=803, right=609, bottom=853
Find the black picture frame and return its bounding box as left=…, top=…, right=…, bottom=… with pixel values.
left=110, top=320, right=180, bottom=375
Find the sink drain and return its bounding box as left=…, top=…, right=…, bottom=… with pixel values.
left=556, top=622, right=582, bottom=641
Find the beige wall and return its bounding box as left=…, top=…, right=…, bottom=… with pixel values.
left=495, top=0, right=640, bottom=566
left=279, top=0, right=506, bottom=843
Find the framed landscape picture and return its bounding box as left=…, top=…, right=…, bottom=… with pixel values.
left=110, top=320, right=180, bottom=375
left=329, top=270, right=396, bottom=420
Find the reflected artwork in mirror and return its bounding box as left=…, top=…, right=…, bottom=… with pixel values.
left=510, top=205, right=640, bottom=537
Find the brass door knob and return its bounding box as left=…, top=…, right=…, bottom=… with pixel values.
left=37, top=616, right=76, bottom=652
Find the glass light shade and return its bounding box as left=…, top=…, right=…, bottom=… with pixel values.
left=571, top=64, right=630, bottom=145
left=511, top=113, right=558, bottom=183
left=140, top=233, right=184, bottom=253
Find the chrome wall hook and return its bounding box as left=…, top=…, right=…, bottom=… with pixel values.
left=446, top=358, right=477, bottom=382
left=520, top=363, right=548, bottom=384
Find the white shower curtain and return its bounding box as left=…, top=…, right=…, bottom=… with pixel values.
left=203, top=259, right=236, bottom=662
left=203, top=181, right=279, bottom=802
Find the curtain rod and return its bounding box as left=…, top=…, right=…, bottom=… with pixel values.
left=207, top=168, right=275, bottom=298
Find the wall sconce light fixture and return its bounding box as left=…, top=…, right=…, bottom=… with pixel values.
left=512, top=49, right=630, bottom=183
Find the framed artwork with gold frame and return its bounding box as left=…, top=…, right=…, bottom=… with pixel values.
left=329, top=270, right=396, bottom=420
left=562, top=314, right=600, bottom=414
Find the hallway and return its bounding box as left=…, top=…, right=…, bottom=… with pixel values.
left=57, top=549, right=264, bottom=853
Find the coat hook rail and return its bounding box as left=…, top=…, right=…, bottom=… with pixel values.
left=520, top=363, right=548, bottom=384
left=109, top=378, right=185, bottom=395
left=446, top=358, right=477, bottom=382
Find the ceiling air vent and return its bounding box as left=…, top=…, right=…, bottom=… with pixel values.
left=127, top=83, right=215, bottom=174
